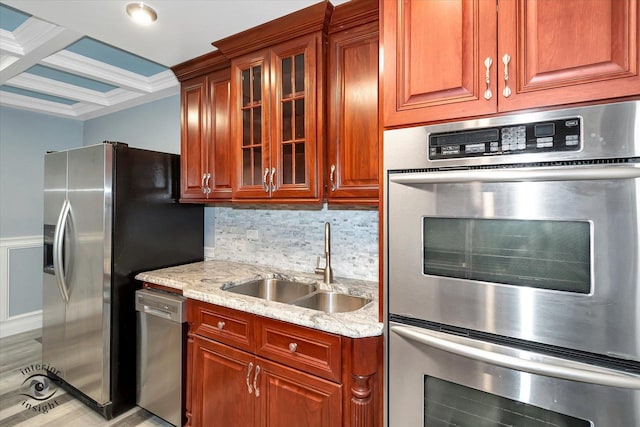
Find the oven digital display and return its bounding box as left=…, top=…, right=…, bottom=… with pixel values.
left=431, top=128, right=499, bottom=146
left=428, top=117, right=581, bottom=159
left=535, top=122, right=555, bottom=137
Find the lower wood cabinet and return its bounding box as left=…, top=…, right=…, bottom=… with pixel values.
left=187, top=299, right=380, bottom=427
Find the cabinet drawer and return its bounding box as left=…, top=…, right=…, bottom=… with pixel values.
left=257, top=318, right=342, bottom=383
left=188, top=300, right=255, bottom=352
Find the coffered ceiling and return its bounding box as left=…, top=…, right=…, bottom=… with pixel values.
left=0, top=1, right=347, bottom=120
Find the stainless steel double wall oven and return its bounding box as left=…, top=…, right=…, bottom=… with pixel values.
left=384, top=101, right=640, bottom=426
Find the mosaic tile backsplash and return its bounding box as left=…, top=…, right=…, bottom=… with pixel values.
left=204, top=204, right=379, bottom=281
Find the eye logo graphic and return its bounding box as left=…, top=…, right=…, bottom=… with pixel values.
left=20, top=373, right=57, bottom=401
left=18, top=364, right=61, bottom=415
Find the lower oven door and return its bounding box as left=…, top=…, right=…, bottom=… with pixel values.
left=388, top=322, right=640, bottom=427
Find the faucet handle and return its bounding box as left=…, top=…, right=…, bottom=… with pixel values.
left=314, top=255, right=325, bottom=275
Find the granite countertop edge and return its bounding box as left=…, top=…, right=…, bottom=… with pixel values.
left=135, top=260, right=383, bottom=339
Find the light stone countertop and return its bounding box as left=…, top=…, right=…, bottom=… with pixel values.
left=135, top=260, right=383, bottom=338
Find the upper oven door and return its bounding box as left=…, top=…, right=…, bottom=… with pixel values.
left=387, top=163, right=640, bottom=361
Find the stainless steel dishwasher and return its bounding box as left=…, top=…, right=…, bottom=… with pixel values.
left=136, top=289, right=187, bottom=427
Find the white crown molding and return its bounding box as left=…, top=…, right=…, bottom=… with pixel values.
left=6, top=73, right=111, bottom=105
left=0, top=85, right=178, bottom=120
left=0, top=90, right=90, bottom=118
left=0, top=24, right=81, bottom=84
left=148, top=69, right=179, bottom=91
left=13, top=17, right=68, bottom=54
left=0, top=53, right=20, bottom=71
left=43, top=50, right=178, bottom=93
left=77, top=85, right=178, bottom=120
left=0, top=28, right=23, bottom=55
left=0, top=12, right=177, bottom=120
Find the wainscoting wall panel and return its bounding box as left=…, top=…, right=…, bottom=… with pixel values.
left=0, top=236, right=43, bottom=338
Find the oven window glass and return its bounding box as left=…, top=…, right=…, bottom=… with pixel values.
left=424, top=376, right=589, bottom=426
left=423, top=218, right=590, bottom=293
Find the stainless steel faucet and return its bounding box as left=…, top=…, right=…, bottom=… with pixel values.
left=314, top=222, right=334, bottom=285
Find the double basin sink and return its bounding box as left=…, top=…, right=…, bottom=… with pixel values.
left=221, top=278, right=371, bottom=313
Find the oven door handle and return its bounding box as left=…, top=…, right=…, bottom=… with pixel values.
left=391, top=324, right=640, bottom=389
left=388, top=163, right=640, bottom=184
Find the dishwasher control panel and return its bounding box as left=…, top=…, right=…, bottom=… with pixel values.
left=135, top=288, right=186, bottom=323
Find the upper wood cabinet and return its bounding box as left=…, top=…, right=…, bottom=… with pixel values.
left=172, top=52, right=232, bottom=201
left=382, top=0, right=640, bottom=128
left=327, top=0, right=380, bottom=205
left=214, top=2, right=332, bottom=203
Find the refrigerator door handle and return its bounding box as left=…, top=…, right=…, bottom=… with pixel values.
left=53, top=199, right=71, bottom=303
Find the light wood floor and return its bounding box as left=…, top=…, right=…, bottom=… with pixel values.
left=0, top=329, right=173, bottom=427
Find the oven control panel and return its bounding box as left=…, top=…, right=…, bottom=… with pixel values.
left=428, top=117, right=581, bottom=160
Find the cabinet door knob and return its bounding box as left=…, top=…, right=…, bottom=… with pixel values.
left=329, top=164, right=336, bottom=191
left=483, top=57, right=493, bottom=100
left=288, top=342, right=298, bottom=353
left=201, top=173, right=207, bottom=193
left=263, top=168, right=270, bottom=193
left=253, top=365, right=261, bottom=398
left=217, top=321, right=225, bottom=330
left=205, top=172, right=212, bottom=194
left=502, top=54, right=512, bottom=98
left=269, top=167, right=276, bottom=192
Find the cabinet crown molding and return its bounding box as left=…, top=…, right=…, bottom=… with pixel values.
left=212, top=1, right=333, bottom=58
left=328, top=0, right=378, bottom=34
left=171, top=50, right=230, bottom=82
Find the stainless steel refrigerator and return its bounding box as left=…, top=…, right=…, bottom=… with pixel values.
left=42, top=142, right=202, bottom=419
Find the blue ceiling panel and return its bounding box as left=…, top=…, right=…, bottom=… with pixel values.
left=1, top=85, right=78, bottom=105
left=26, top=65, right=118, bottom=92
left=0, top=3, right=31, bottom=31
left=65, top=37, right=168, bottom=77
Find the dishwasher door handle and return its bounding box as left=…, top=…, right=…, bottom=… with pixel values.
left=142, top=306, right=173, bottom=320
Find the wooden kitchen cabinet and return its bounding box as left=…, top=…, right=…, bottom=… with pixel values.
left=191, top=336, right=254, bottom=427
left=256, top=356, right=342, bottom=427
left=382, top=0, right=640, bottom=128
left=326, top=0, right=380, bottom=205
left=187, top=299, right=380, bottom=427
left=172, top=51, right=232, bottom=201
left=214, top=2, right=331, bottom=203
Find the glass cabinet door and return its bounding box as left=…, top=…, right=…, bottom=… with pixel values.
left=241, top=64, right=264, bottom=188
left=232, top=35, right=321, bottom=201
left=233, top=53, right=269, bottom=199
left=270, top=36, right=319, bottom=200
left=279, top=53, right=306, bottom=186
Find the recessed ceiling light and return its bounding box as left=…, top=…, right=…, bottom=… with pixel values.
left=126, top=2, right=158, bottom=26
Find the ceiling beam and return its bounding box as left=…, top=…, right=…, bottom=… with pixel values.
left=0, top=18, right=82, bottom=84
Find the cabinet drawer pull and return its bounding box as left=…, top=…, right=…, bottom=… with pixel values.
left=329, top=164, right=336, bottom=191
left=205, top=172, right=212, bottom=194
left=201, top=173, right=207, bottom=193
left=269, top=167, right=276, bottom=192
left=253, top=365, right=261, bottom=397
left=246, top=362, right=254, bottom=394
left=502, top=53, right=512, bottom=98
left=483, top=57, right=493, bottom=100
left=217, top=321, right=225, bottom=330
left=263, top=168, right=270, bottom=192
left=288, top=342, right=298, bottom=353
